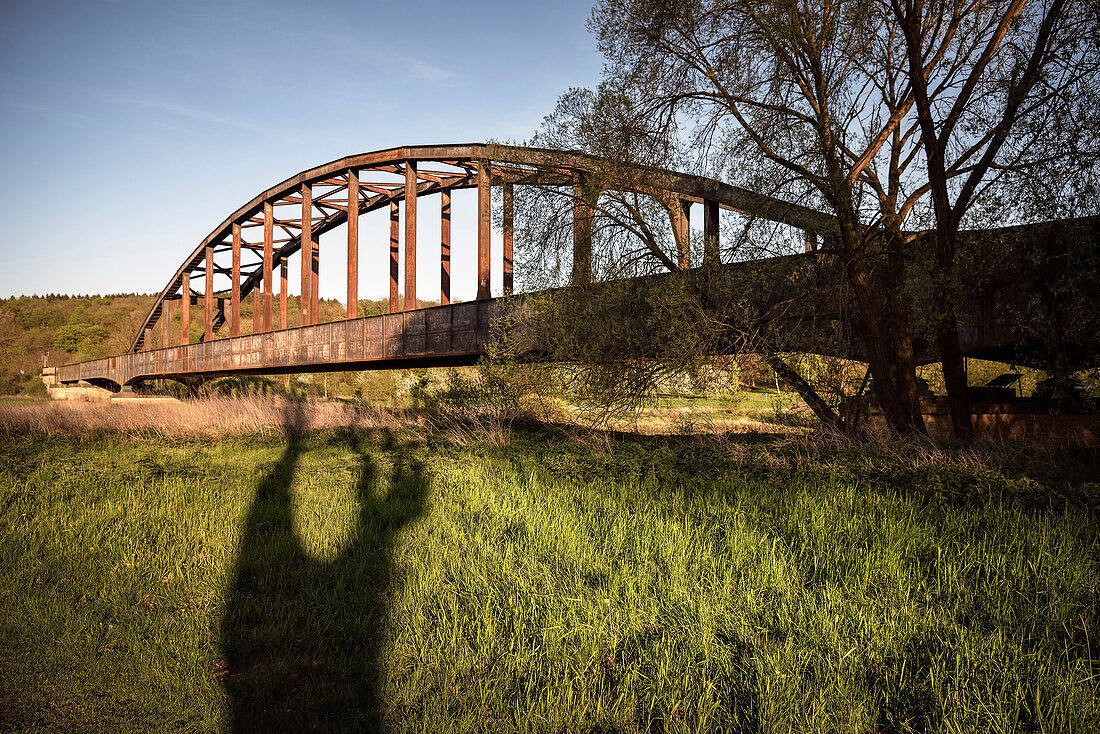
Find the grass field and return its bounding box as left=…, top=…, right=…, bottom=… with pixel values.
left=1, top=403, right=1098, bottom=732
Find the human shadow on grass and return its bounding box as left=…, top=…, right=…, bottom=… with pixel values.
left=220, top=400, right=428, bottom=733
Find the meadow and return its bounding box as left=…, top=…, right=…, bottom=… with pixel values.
left=1, top=399, right=1098, bottom=732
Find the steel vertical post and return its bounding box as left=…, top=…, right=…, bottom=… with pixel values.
left=180, top=275, right=190, bottom=344
left=440, top=189, right=451, bottom=305
left=404, top=161, right=418, bottom=311
left=804, top=229, right=819, bottom=253
left=503, top=182, right=514, bottom=295
left=231, top=223, right=241, bottom=336
left=160, top=300, right=170, bottom=347
left=165, top=298, right=175, bottom=347
left=477, top=161, right=491, bottom=300
left=671, top=199, right=691, bottom=270
left=279, top=258, right=288, bottom=329
left=301, top=184, right=313, bottom=326
left=204, top=246, right=214, bottom=341
left=389, top=201, right=399, bottom=312
left=347, top=169, right=358, bottom=319
left=703, top=199, right=719, bottom=266
left=263, top=201, right=274, bottom=332
left=311, top=226, right=319, bottom=325
left=572, top=175, right=594, bottom=286
left=252, top=289, right=261, bottom=334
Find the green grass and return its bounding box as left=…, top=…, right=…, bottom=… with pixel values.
left=1, top=424, right=1098, bottom=732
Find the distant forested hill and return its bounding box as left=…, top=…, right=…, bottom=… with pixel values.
left=0, top=294, right=420, bottom=394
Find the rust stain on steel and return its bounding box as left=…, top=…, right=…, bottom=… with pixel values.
left=671, top=198, right=691, bottom=270
left=263, top=201, right=274, bottom=332
left=389, top=200, right=400, bottom=313
left=128, top=143, right=838, bottom=354
left=163, top=298, right=174, bottom=347
left=704, top=199, right=719, bottom=267
left=279, top=257, right=288, bottom=330
left=503, top=182, right=514, bottom=296
left=301, top=183, right=313, bottom=326
left=180, top=274, right=191, bottom=345
left=231, top=223, right=241, bottom=336
left=440, top=189, right=451, bottom=305
left=205, top=246, right=214, bottom=341
left=572, top=175, right=594, bottom=286
left=477, top=161, right=491, bottom=300
left=404, top=161, right=417, bottom=311
left=60, top=299, right=504, bottom=390
left=347, top=168, right=358, bottom=319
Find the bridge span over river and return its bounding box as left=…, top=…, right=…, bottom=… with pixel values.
left=55, top=143, right=1095, bottom=391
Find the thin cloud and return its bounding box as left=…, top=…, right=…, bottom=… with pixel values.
left=122, top=97, right=286, bottom=139
left=410, top=61, right=460, bottom=82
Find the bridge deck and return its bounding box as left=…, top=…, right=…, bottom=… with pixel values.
left=57, top=299, right=504, bottom=389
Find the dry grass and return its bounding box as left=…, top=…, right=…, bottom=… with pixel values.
left=0, top=396, right=404, bottom=437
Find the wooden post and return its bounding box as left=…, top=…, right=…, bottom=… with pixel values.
left=347, top=169, right=358, bottom=319
left=263, top=201, right=273, bottom=332
left=503, top=182, right=514, bottom=295
left=301, top=183, right=312, bottom=326
left=477, top=161, right=491, bottom=300
left=279, top=257, right=288, bottom=329
left=440, top=189, right=451, bottom=305
left=389, top=200, right=399, bottom=312
left=572, top=175, right=594, bottom=286
left=180, top=276, right=190, bottom=344
left=204, top=245, right=214, bottom=341
left=404, top=161, right=417, bottom=311
left=231, top=223, right=241, bottom=336
left=703, top=199, right=719, bottom=266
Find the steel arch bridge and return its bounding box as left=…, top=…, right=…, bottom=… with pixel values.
left=53, top=142, right=1092, bottom=392
left=55, top=143, right=839, bottom=391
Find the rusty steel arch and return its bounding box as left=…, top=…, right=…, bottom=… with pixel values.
left=128, top=143, right=835, bottom=354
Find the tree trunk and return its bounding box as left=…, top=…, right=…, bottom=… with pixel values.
left=884, top=232, right=927, bottom=435
left=933, top=232, right=975, bottom=439
left=765, top=353, right=843, bottom=429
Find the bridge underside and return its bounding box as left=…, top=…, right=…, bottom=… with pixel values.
left=58, top=300, right=503, bottom=391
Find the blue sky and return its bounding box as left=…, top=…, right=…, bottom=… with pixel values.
left=0, top=0, right=602, bottom=300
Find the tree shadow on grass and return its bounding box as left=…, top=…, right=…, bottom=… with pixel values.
left=220, top=400, right=428, bottom=733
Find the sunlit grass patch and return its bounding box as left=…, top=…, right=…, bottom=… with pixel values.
left=1, top=424, right=1097, bottom=732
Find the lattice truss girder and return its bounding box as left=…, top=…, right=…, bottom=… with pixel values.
left=132, top=144, right=834, bottom=352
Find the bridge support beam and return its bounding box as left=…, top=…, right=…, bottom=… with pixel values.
left=279, top=257, right=288, bottom=330
left=404, top=161, right=417, bottom=311
left=231, top=223, right=241, bottom=337
left=301, top=184, right=313, bottom=326
left=503, top=182, right=514, bottom=295
left=389, top=201, right=400, bottom=312
left=804, top=229, right=819, bottom=253
left=670, top=199, right=691, bottom=270
left=162, top=298, right=173, bottom=347
left=263, top=201, right=273, bottom=332
left=477, top=161, right=491, bottom=300
left=703, top=199, right=719, bottom=266
left=440, top=189, right=451, bottom=305
left=573, top=174, right=595, bottom=286
left=252, top=289, right=260, bottom=334
left=181, top=277, right=190, bottom=344
left=347, top=169, right=358, bottom=319
left=205, top=246, right=214, bottom=341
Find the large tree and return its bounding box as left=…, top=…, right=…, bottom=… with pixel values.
left=517, top=0, right=1097, bottom=436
